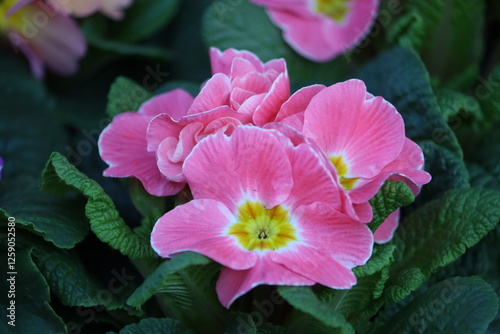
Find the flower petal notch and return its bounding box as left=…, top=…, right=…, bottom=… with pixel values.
left=250, top=0, right=379, bottom=62
left=151, top=126, right=373, bottom=308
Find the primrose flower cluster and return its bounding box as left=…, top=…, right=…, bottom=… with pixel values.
left=99, top=48, right=430, bottom=307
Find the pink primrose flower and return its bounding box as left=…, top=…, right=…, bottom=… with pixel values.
left=151, top=126, right=373, bottom=307
left=373, top=209, right=399, bottom=244
left=47, top=0, right=132, bottom=20
left=1, top=0, right=86, bottom=79
left=98, top=89, right=194, bottom=197
left=191, top=47, right=290, bottom=126
left=275, top=79, right=431, bottom=223
left=250, top=0, right=379, bottom=62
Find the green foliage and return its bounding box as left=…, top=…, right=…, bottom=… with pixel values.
left=128, top=253, right=225, bottom=333
left=41, top=152, right=156, bottom=259
left=107, top=76, right=154, bottom=118
left=278, top=286, right=354, bottom=334
left=0, top=246, right=66, bottom=333
left=0, top=178, right=89, bottom=248
left=384, top=188, right=500, bottom=302
left=375, top=277, right=498, bottom=334
left=367, top=180, right=415, bottom=233
left=107, top=317, right=192, bottom=334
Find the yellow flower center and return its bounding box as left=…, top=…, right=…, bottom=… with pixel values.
left=329, top=155, right=359, bottom=190
left=315, top=0, right=353, bottom=22
left=0, top=0, right=34, bottom=32
left=228, top=201, right=297, bottom=251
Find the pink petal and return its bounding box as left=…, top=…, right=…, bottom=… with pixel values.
left=292, top=202, right=373, bottom=267
left=98, top=112, right=184, bottom=196
left=210, top=47, right=265, bottom=76
left=373, top=209, right=400, bottom=244
left=100, top=0, right=133, bottom=20
left=284, top=142, right=343, bottom=210
left=253, top=72, right=291, bottom=126
left=304, top=79, right=405, bottom=179
left=232, top=72, right=273, bottom=95
left=146, top=113, right=183, bottom=153
left=216, top=256, right=314, bottom=308
left=139, top=89, right=193, bottom=120
left=46, top=0, right=101, bottom=17
left=275, top=84, right=325, bottom=122
left=230, top=57, right=260, bottom=78
left=188, top=74, right=232, bottom=115
left=183, top=126, right=293, bottom=213
left=151, top=199, right=258, bottom=270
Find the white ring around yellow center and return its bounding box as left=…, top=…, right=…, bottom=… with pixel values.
left=329, top=155, right=359, bottom=190
left=228, top=201, right=297, bottom=251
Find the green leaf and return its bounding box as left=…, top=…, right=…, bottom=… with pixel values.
left=106, top=76, right=154, bottom=118
left=367, top=180, right=415, bottom=233
left=385, top=188, right=500, bottom=302
left=357, top=47, right=469, bottom=203
left=0, top=245, right=66, bottom=333
left=0, top=54, right=66, bottom=179
left=278, top=286, right=354, bottom=334
left=31, top=240, right=123, bottom=310
left=225, top=312, right=256, bottom=334
left=41, top=152, right=156, bottom=259
left=202, top=0, right=349, bottom=87
left=258, top=323, right=290, bottom=334
left=477, top=65, right=500, bottom=127
left=467, top=130, right=500, bottom=192
left=467, top=163, right=500, bottom=192
left=107, top=317, right=192, bottom=334
left=354, top=243, right=396, bottom=279
left=110, top=0, right=181, bottom=43
left=375, top=277, right=499, bottom=334
left=0, top=178, right=89, bottom=248
left=435, top=88, right=482, bottom=122
left=127, top=253, right=225, bottom=332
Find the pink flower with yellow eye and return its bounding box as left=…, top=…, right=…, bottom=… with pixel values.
left=151, top=126, right=373, bottom=307
left=275, top=79, right=431, bottom=223
left=0, top=0, right=86, bottom=78
left=250, top=0, right=379, bottom=62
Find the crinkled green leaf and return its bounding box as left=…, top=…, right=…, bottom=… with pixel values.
left=107, top=317, right=192, bottom=334
left=477, top=65, right=500, bottom=127
left=128, top=253, right=224, bottom=332
left=278, top=286, right=354, bottom=334
left=41, top=152, right=156, bottom=259
left=258, top=323, right=290, bottom=334
left=0, top=178, right=88, bottom=248
left=110, top=0, right=181, bottom=43
left=467, top=162, right=500, bottom=192
left=32, top=241, right=122, bottom=310
left=225, top=312, right=257, bottom=334
left=467, top=130, right=500, bottom=192
left=376, top=277, right=499, bottom=334
left=354, top=243, right=396, bottom=279
left=367, top=180, right=414, bottom=233
left=0, top=245, right=66, bottom=334
left=106, top=76, right=154, bottom=118
left=435, top=88, right=482, bottom=121
left=202, top=0, right=348, bottom=86
left=385, top=188, right=500, bottom=302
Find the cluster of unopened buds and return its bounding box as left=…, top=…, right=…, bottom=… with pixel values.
left=99, top=48, right=431, bottom=307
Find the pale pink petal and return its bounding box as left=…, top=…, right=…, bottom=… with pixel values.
left=210, top=47, right=265, bottom=76
left=188, top=74, right=232, bottom=115
left=139, top=89, right=193, bottom=120
left=183, top=126, right=293, bottom=213
left=236, top=93, right=266, bottom=116
left=98, top=112, right=184, bottom=196
left=271, top=245, right=358, bottom=289
left=253, top=72, right=290, bottom=126
left=47, top=0, right=101, bottom=17
left=146, top=113, right=183, bottom=153
left=232, top=72, right=272, bottom=95
left=200, top=117, right=242, bottom=139
left=263, top=122, right=307, bottom=147
left=374, top=209, right=400, bottom=244
left=304, top=79, right=405, bottom=178
left=284, top=143, right=343, bottom=210
left=230, top=88, right=257, bottom=109
left=216, top=256, right=314, bottom=308
left=100, top=0, right=132, bottom=20
left=151, top=199, right=257, bottom=270
left=264, top=58, right=287, bottom=74
left=292, top=202, right=373, bottom=267
left=231, top=57, right=260, bottom=78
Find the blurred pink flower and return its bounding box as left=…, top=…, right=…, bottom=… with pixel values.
left=0, top=156, right=4, bottom=178
left=151, top=126, right=373, bottom=307
left=47, top=0, right=132, bottom=20
left=250, top=0, right=379, bottom=62
left=98, top=89, right=194, bottom=197
left=0, top=0, right=86, bottom=78
left=275, top=79, right=431, bottom=222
